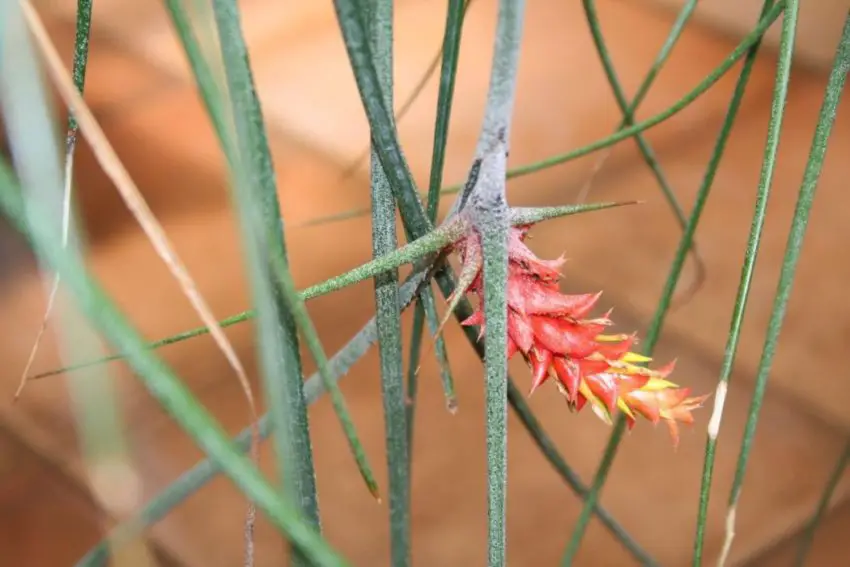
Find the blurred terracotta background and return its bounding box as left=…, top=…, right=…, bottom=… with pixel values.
left=1, top=0, right=849, bottom=565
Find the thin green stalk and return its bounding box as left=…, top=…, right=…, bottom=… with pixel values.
left=426, top=0, right=466, bottom=221
left=461, top=1, right=526, bottom=564
left=721, top=6, right=842, bottom=564
left=0, top=163, right=350, bottom=566
left=209, top=1, right=319, bottom=562
left=214, top=0, right=381, bottom=516
left=366, top=0, right=410, bottom=563
left=338, top=0, right=474, bottom=182
left=66, top=0, right=93, bottom=165
left=422, top=0, right=466, bottom=408
left=479, top=221, right=510, bottom=567
left=796, top=439, right=850, bottom=567
left=333, top=0, right=430, bottom=239
left=406, top=0, right=466, bottom=447
left=405, top=301, right=426, bottom=452
left=691, top=1, right=778, bottom=563
left=420, top=290, right=456, bottom=410
left=164, top=0, right=231, bottom=153
left=560, top=2, right=793, bottom=562
left=268, top=236, right=382, bottom=500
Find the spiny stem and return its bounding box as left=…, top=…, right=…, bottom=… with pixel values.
left=461, top=2, right=525, bottom=565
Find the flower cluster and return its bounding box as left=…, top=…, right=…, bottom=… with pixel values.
left=449, top=224, right=707, bottom=445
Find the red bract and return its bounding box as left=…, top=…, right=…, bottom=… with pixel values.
left=449, top=224, right=708, bottom=446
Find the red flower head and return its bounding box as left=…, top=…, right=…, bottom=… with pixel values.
left=448, top=224, right=708, bottom=446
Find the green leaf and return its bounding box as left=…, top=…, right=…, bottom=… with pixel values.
left=332, top=0, right=430, bottom=238
left=66, top=0, right=93, bottom=161
left=722, top=5, right=844, bottom=564
left=420, top=289, right=457, bottom=410
left=406, top=0, right=467, bottom=442
left=208, top=0, right=320, bottom=561
left=366, top=0, right=411, bottom=562
left=337, top=0, right=475, bottom=183
left=689, top=1, right=780, bottom=563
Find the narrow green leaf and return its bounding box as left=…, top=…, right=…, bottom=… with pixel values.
left=66, top=0, right=94, bottom=162
left=267, top=239, right=382, bottom=500
left=332, top=0, right=430, bottom=238
left=426, top=0, right=466, bottom=222
left=405, top=0, right=467, bottom=438
left=338, top=0, right=475, bottom=183
left=366, top=0, right=411, bottom=561
left=690, top=1, right=779, bottom=563
left=405, top=301, right=426, bottom=452
left=164, top=0, right=231, bottom=151
left=208, top=1, right=320, bottom=561
left=420, top=289, right=457, bottom=410
left=722, top=6, right=842, bottom=564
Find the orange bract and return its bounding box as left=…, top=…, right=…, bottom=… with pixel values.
left=449, top=225, right=708, bottom=446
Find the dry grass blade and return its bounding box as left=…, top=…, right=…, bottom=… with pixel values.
left=13, top=61, right=79, bottom=401
left=21, top=1, right=259, bottom=440
left=15, top=275, right=62, bottom=399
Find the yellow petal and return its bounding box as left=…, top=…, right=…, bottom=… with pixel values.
left=617, top=398, right=636, bottom=420
left=595, top=333, right=630, bottom=342
left=579, top=382, right=612, bottom=423
left=641, top=377, right=680, bottom=391
left=622, top=352, right=652, bottom=363
left=591, top=403, right=613, bottom=425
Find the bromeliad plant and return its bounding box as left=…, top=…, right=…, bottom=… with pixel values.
left=1, top=0, right=848, bottom=567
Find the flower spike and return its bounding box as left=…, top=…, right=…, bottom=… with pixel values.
left=448, top=223, right=707, bottom=445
